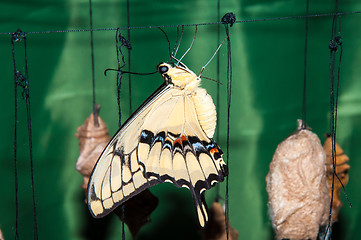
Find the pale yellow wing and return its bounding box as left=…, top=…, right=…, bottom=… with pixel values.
left=87, top=83, right=173, bottom=217
left=87, top=84, right=228, bottom=228
left=138, top=89, right=227, bottom=227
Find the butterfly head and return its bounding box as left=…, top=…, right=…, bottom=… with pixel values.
left=157, top=62, right=200, bottom=90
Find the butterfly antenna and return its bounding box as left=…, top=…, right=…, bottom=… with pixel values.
left=171, top=26, right=179, bottom=57
left=158, top=27, right=172, bottom=61
left=201, top=76, right=223, bottom=85
left=173, top=25, right=184, bottom=58
left=198, top=34, right=230, bottom=77
left=104, top=68, right=157, bottom=76
left=177, top=25, right=198, bottom=66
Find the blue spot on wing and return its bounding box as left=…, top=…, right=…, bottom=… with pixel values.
left=140, top=130, right=154, bottom=145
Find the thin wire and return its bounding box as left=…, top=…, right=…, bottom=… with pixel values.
left=24, top=36, right=38, bottom=240
left=11, top=30, right=38, bottom=240
left=171, top=26, right=180, bottom=58
left=328, top=8, right=340, bottom=237
left=224, top=23, right=233, bottom=240
left=127, top=0, right=132, bottom=114
left=116, top=28, right=126, bottom=238
left=11, top=32, right=20, bottom=240
left=1, top=11, right=360, bottom=36
left=88, top=0, right=98, bottom=126
left=333, top=18, right=351, bottom=208
left=157, top=27, right=172, bottom=60
left=114, top=29, right=132, bottom=127
left=324, top=10, right=353, bottom=239
left=325, top=15, right=337, bottom=239
left=215, top=0, right=221, bottom=199
left=121, top=204, right=125, bottom=240
left=220, top=12, right=236, bottom=239
left=122, top=1, right=131, bottom=238
left=115, top=29, right=123, bottom=126
left=302, top=0, right=309, bottom=129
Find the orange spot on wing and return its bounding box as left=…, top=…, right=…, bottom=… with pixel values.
left=175, top=135, right=187, bottom=145
left=181, top=135, right=187, bottom=141
left=210, top=147, right=218, bottom=154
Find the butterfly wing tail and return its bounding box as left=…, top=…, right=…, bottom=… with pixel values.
left=193, top=190, right=209, bottom=228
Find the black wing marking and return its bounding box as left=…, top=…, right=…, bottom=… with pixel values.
left=87, top=84, right=172, bottom=218
left=135, top=94, right=228, bottom=227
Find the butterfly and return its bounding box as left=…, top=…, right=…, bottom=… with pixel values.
left=87, top=61, right=228, bottom=228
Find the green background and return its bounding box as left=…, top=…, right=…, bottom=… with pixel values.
left=1, top=0, right=361, bottom=239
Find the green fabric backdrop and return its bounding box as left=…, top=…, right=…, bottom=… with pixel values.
left=1, top=0, right=361, bottom=239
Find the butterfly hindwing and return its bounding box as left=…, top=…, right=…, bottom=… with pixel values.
left=134, top=92, right=227, bottom=227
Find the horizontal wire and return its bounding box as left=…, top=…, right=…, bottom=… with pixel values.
left=0, top=11, right=360, bottom=35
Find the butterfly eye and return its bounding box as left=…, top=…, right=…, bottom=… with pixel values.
left=158, top=65, right=169, bottom=74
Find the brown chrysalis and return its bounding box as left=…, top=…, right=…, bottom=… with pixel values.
left=202, top=201, right=238, bottom=240
left=266, top=120, right=329, bottom=240
left=75, top=104, right=111, bottom=191
left=323, top=136, right=350, bottom=223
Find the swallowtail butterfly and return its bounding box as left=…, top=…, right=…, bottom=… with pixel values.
left=87, top=61, right=228, bottom=227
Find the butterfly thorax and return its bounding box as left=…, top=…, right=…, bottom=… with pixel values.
left=158, top=62, right=217, bottom=138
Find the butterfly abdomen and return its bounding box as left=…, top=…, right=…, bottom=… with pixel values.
left=192, top=87, right=217, bottom=138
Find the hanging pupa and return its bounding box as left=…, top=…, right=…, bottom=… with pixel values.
left=323, top=135, right=350, bottom=223
left=75, top=104, right=111, bottom=191
left=202, top=201, right=239, bottom=240
left=266, top=120, right=329, bottom=240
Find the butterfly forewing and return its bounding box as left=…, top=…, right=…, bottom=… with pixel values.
left=87, top=84, right=173, bottom=218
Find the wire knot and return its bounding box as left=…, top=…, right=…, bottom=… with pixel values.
left=117, top=32, right=132, bottom=50
left=221, top=12, right=236, bottom=27
left=329, top=35, right=342, bottom=52
left=15, top=70, right=29, bottom=99
left=12, top=28, right=25, bottom=42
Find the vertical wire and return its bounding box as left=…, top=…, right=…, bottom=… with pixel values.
left=114, top=28, right=126, bottom=240
left=124, top=1, right=131, bottom=237
left=333, top=16, right=352, bottom=208
left=325, top=12, right=351, bottom=239
left=302, top=0, right=310, bottom=129
left=117, top=31, right=125, bottom=240
left=326, top=16, right=337, bottom=238
left=11, top=30, right=38, bottom=240
left=127, top=0, right=132, bottom=113
left=11, top=34, right=20, bottom=240
left=325, top=2, right=343, bottom=235
left=88, top=0, right=98, bottom=126
left=216, top=0, right=220, bottom=145
left=325, top=0, right=340, bottom=236
left=330, top=1, right=339, bottom=227
left=24, top=37, right=38, bottom=240
left=121, top=205, right=125, bottom=240
left=220, top=12, right=236, bottom=240
left=224, top=24, right=233, bottom=240
left=115, top=29, right=123, bottom=126
left=214, top=0, right=221, bottom=200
